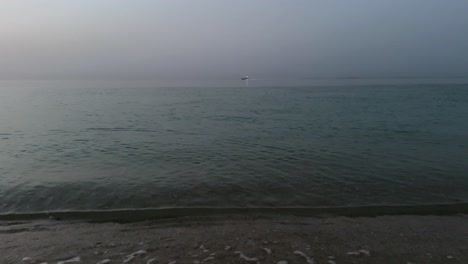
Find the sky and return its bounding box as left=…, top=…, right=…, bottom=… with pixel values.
left=1, top=0, right=468, bottom=80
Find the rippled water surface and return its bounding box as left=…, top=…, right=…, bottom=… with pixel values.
left=1, top=80, right=468, bottom=213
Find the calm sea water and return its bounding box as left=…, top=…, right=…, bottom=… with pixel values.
left=1, top=79, right=468, bottom=213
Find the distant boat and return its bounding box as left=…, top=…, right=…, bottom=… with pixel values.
left=241, top=75, right=249, bottom=87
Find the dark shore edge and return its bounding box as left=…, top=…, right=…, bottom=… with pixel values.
left=0, top=203, right=467, bottom=223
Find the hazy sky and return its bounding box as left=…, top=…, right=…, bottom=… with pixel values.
left=1, top=0, right=468, bottom=80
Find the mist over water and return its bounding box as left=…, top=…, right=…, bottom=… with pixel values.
left=2, top=1, right=468, bottom=81
left=0, top=79, right=467, bottom=213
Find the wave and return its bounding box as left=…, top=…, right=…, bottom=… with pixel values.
left=0, top=203, right=467, bottom=223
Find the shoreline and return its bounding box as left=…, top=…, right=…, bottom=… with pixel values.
left=1, top=214, right=467, bottom=264
left=1, top=202, right=468, bottom=223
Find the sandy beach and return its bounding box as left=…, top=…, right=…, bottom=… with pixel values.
left=1, top=214, right=467, bottom=264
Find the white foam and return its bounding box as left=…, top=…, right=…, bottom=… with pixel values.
left=123, top=250, right=146, bottom=263
left=327, top=261, right=336, bottom=264
left=358, top=250, right=370, bottom=256
left=96, top=259, right=111, bottom=264
left=294, top=251, right=314, bottom=264
left=202, top=256, right=214, bottom=262
left=57, top=257, right=81, bottom=264
left=234, top=251, right=258, bottom=262
left=262, top=248, right=272, bottom=254
left=146, top=259, right=156, bottom=264
left=168, top=261, right=177, bottom=264
left=347, top=249, right=370, bottom=257
left=24, top=258, right=47, bottom=264
left=198, top=244, right=209, bottom=253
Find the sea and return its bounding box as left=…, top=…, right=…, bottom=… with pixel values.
left=1, top=78, right=467, bottom=214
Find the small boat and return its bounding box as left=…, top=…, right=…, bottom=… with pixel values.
left=241, top=76, right=249, bottom=87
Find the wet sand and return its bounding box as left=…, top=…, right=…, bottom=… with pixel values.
left=1, top=214, right=467, bottom=264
